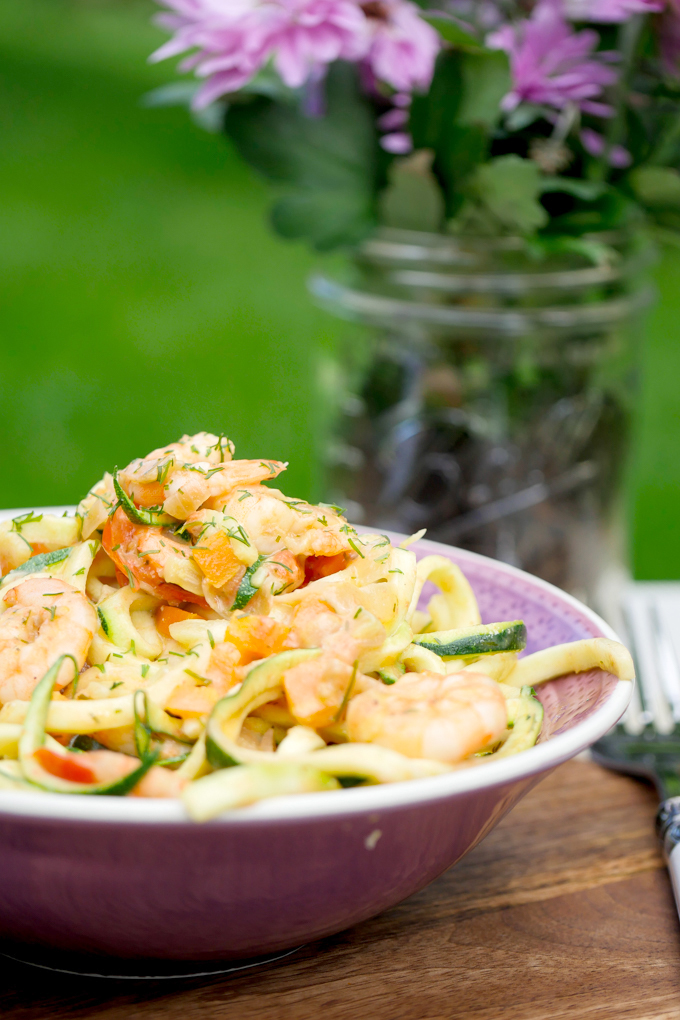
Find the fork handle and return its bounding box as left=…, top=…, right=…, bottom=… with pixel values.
left=656, top=798, right=680, bottom=916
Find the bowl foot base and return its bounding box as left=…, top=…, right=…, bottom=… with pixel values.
left=0, top=941, right=302, bottom=980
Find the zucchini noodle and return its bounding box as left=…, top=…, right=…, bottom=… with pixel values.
left=0, top=432, right=634, bottom=820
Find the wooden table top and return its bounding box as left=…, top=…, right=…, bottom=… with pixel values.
left=1, top=759, right=678, bottom=1020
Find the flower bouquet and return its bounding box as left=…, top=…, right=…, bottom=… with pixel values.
left=147, top=0, right=680, bottom=601
left=148, top=0, right=680, bottom=250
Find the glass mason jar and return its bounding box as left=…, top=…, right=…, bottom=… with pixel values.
left=310, top=228, right=654, bottom=605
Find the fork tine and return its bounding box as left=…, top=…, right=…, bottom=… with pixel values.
left=624, top=588, right=674, bottom=734
left=611, top=595, right=645, bottom=735
left=654, top=589, right=680, bottom=723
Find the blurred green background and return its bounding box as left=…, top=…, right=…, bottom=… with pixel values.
left=1, top=0, right=679, bottom=578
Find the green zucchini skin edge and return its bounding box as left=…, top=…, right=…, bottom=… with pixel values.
left=1, top=547, right=73, bottom=587
left=231, top=554, right=267, bottom=611
left=19, top=656, right=158, bottom=795
left=206, top=648, right=321, bottom=769
left=113, top=473, right=173, bottom=528
left=97, top=605, right=111, bottom=637
left=413, top=620, right=527, bottom=659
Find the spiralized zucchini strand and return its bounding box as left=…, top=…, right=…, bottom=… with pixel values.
left=408, top=556, right=481, bottom=632
left=183, top=763, right=340, bottom=822
left=506, top=638, right=635, bottom=688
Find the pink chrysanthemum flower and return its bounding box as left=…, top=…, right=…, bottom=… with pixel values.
left=564, top=0, right=664, bottom=22
left=151, top=0, right=368, bottom=106
left=487, top=0, right=619, bottom=117
left=360, top=0, right=441, bottom=92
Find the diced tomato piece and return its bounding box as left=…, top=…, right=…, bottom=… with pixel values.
left=155, top=605, right=201, bottom=638
left=303, top=552, right=353, bottom=585
left=34, top=748, right=97, bottom=784
left=226, top=615, right=289, bottom=665
left=193, top=531, right=244, bottom=588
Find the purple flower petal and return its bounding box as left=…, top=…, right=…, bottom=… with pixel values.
left=488, top=0, right=620, bottom=118
left=379, top=131, right=413, bottom=152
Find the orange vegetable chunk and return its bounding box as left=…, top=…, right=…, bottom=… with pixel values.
left=165, top=681, right=222, bottom=718
left=155, top=606, right=201, bottom=638
left=127, top=481, right=167, bottom=508
left=226, top=615, right=289, bottom=664
left=193, top=531, right=244, bottom=588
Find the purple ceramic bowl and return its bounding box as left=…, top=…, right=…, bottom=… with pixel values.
left=0, top=517, right=632, bottom=960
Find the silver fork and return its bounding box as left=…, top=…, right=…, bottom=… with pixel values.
left=591, top=581, right=680, bottom=916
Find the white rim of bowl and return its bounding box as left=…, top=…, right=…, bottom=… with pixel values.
left=0, top=508, right=632, bottom=825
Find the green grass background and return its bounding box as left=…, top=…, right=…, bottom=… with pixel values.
left=0, top=0, right=679, bottom=578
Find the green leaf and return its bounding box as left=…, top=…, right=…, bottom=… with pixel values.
left=224, top=62, right=378, bottom=250
left=526, top=234, right=618, bottom=267
left=379, top=150, right=445, bottom=232
left=423, top=15, right=485, bottom=51
left=629, top=166, right=680, bottom=208
left=465, top=155, right=548, bottom=234
left=539, top=177, right=607, bottom=201
left=456, top=52, right=511, bottom=129
left=410, top=51, right=488, bottom=217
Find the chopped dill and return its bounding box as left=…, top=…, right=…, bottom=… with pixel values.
left=184, top=669, right=212, bottom=686
left=347, top=537, right=365, bottom=559
left=334, top=660, right=358, bottom=722
left=271, top=561, right=293, bottom=573
left=208, top=630, right=215, bottom=649
left=226, top=524, right=250, bottom=547
left=141, top=664, right=150, bottom=678
left=388, top=568, right=404, bottom=575
left=284, top=500, right=312, bottom=514
left=237, top=491, right=253, bottom=501
left=11, top=511, right=43, bottom=532
left=156, top=458, right=174, bottom=485
left=318, top=502, right=346, bottom=516
left=317, top=516, right=328, bottom=526
left=110, top=681, right=124, bottom=691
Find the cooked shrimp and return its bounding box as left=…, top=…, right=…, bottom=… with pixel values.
left=0, top=578, right=98, bottom=704
left=282, top=601, right=385, bottom=727
left=102, top=508, right=208, bottom=606
left=118, top=432, right=286, bottom=519
left=164, top=461, right=286, bottom=519
left=221, top=486, right=354, bottom=562
left=346, top=671, right=508, bottom=763
left=118, top=432, right=235, bottom=503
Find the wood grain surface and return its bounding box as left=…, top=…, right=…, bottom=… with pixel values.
left=0, top=760, right=678, bottom=1020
